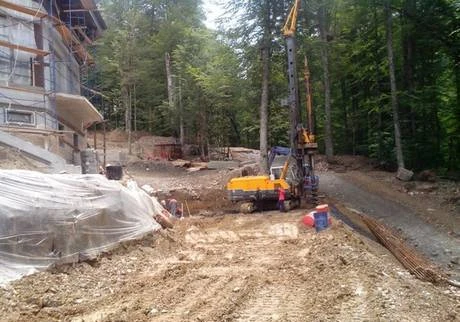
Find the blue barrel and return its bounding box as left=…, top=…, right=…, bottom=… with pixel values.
left=314, top=211, right=329, bottom=232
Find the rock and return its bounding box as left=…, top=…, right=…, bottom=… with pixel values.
left=396, top=167, right=414, bottom=181
left=148, top=307, right=159, bottom=316
left=450, top=257, right=459, bottom=265
left=415, top=183, right=438, bottom=193
left=416, top=170, right=437, bottom=182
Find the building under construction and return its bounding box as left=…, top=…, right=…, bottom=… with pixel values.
left=0, top=0, right=105, bottom=170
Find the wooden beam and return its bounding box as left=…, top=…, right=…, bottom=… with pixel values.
left=0, top=84, right=46, bottom=94
left=63, top=9, right=97, bottom=13
left=0, top=40, right=49, bottom=56
left=0, top=0, right=47, bottom=18
left=74, top=26, right=93, bottom=45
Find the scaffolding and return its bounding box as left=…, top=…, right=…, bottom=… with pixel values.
left=0, top=0, right=105, bottom=163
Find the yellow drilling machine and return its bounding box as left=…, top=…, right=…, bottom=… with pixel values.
left=227, top=0, right=319, bottom=213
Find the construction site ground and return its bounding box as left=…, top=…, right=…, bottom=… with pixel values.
left=1, top=134, right=459, bottom=321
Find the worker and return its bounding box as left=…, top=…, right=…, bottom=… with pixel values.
left=277, top=187, right=286, bottom=212
left=161, top=198, right=183, bottom=219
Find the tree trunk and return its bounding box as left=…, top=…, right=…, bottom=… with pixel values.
left=402, top=0, right=416, bottom=137
left=128, top=85, right=132, bottom=155
left=318, top=4, right=334, bottom=157
left=453, top=63, right=460, bottom=169
left=351, top=95, right=357, bottom=155
left=179, top=80, right=184, bottom=152
left=259, top=3, right=271, bottom=175
left=122, top=83, right=132, bottom=155
left=456, top=63, right=460, bottom=127
left=385, top=1, right=405, bottom=169
left=165, top=52, right=174, bottom=109
left=149, top=106, right=152, bottom=132
left=373, top=0, right=383, bottom=160
left=340, top=79, right=350, bottom=153
left=133, top=84, right=137, bottom=132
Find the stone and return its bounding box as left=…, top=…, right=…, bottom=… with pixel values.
left=396, top=167, right=414, bottom=181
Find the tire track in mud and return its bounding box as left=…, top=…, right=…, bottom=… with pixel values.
left=3, top=214, right=458, bottom=322
left=235, top=281, right=311, bottom=321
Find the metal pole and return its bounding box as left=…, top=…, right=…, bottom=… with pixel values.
left=103, top=121, right=106, bottom=168
left=286, top=36, right=299, bottom=151
left=93, top=123, right=97, bottom=149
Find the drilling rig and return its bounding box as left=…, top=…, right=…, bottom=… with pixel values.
left=226, top=0, right=318, bottom=213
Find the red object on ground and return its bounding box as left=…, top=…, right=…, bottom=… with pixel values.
left=302, top=212, right=315, bottom=227
left=302, top=211, right=332, bottom=228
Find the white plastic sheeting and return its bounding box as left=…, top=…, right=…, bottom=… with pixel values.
left=0, top=170, right=161, bottom=286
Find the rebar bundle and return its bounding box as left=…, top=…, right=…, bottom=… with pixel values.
left=360, top=214, right=446, bottom=284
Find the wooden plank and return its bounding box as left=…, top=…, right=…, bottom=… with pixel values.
left=0, top=0, right=47, bottom=18
left=80, top=0, right=97, bottom=10
left=0, top=40, right=49, bottom=56
left=74, top=26, right=93, bottom=45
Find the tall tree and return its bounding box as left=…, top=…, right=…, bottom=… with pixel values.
left=259, top=1, right=272, bottom=174
left=385, top=0, right=405, bottom=169
left=318, top=1, right=334, bottom=157
left=90, top=0, right=460, bottom=173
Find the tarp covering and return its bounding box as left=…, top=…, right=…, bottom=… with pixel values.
left=0, top=170, right=161, bottom=286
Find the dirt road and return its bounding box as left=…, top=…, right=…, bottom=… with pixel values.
left=320, top=171, right=460, bottom=281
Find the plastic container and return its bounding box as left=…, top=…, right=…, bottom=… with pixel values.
left=106, top=165, right=123, bottom=180
left=302, top=211, right=315, bottom=227
left=314, top=204, right=329, bottom=232
left=315, top=204, right=329, bottom=213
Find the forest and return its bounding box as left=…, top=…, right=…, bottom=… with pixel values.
left=87, top=0, right=460, bottom=172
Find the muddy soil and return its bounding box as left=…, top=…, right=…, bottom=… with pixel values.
left=1, top=213, right=459, bottom=322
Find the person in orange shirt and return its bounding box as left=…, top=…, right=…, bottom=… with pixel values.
left=277, top=187, right=286, bottom=212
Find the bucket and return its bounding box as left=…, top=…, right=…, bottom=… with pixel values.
left=316, top=204, right=329, bottom=213
left=314, top=204, right=329, bottom=232
left=106, top=165, right=123, bottom=180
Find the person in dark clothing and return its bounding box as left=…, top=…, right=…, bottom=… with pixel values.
left=161, top=198, right=183, bottom=219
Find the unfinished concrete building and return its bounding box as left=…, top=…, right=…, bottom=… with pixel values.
left=0, top=0, right=105, bottom=172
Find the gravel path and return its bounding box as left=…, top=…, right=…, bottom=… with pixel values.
left=320, top=171, right=460, bottom=281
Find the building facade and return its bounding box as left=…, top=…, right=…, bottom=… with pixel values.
left=0, top=0, right=105, bottom=165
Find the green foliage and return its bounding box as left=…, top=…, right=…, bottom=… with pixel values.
left=90, top=0, right=460, bottom=170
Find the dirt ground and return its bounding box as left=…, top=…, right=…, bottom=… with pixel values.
left=1, top=212, right=459, bottom=322
left=1, top=132, right=460, bottom=321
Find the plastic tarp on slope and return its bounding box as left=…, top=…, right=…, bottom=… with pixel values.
left=0, top=170, right=161, bottom=286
